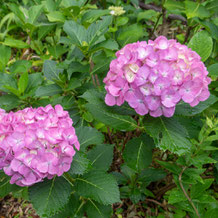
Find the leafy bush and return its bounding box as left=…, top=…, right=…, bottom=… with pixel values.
left=0, top=0, right=217, bottom=217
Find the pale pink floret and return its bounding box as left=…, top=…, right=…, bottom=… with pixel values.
left=0, top=104, right=79, bottom=187
left=104, top=36, right=211, bottom=117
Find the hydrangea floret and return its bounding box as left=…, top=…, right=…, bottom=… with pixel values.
left=0, top=105, right=79, bottom=186
left=104, top=36, right=211, bottom=117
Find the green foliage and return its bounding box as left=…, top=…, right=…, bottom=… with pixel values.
left=76, top=170, right=120, bottom=205
left=0, top=0, right=217, bottom=217
left=144, top=117, right=192, bottom=155
left=188, top=31, right=213, bottom=62
left=29, top=177, right=73, bottom=217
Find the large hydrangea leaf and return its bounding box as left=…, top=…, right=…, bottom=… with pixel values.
left=29, top=177, right=72, bottom=217
left=76, top=170, right=120, bottom=205
left=144, top=117, right=193, bottom=155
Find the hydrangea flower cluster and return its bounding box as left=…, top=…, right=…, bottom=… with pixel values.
left=104, top=36, right=211, bottom=117
left=0, top=105, right=79, bottom=186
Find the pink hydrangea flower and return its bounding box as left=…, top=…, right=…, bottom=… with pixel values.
left=104, top=36, right=211, bottom=117
left=0, top=105, right=79, bottom=186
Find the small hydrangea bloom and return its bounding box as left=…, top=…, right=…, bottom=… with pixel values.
left=109, top=6, right=125, bottom=16
left=0, top=105, right=79, bottom=186
left=104, top=36, right=211, bottom=117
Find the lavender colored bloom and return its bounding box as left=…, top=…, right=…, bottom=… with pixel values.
left=0, top=105, right=79, bottom=186
left=104, top=36, right=211, bottom=117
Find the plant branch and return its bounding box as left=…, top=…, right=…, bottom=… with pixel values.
left=179, top=167, right=200, bottom=218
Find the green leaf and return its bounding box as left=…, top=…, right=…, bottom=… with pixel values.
left=139, top=168, right=166, bottom=186
left=116, top=17, right=129, bottom=26
left=47, top=11, right=65, bottom=22
left=164, top=0, right=185, bottom=11
left=0, top=95, right=20, bottom=111
left=87, top=16, right=112, bottom=46
left=0, top=172, right=20, bottom=198
left=0, top=45, right=11, bottom=70
left=200, top=21, right=218, bottom=41
left=82, top=9, right=110, bottom=24
left=43, top=60, right=63, bottom=82
left=91, top=39, right=119, bottom=51
left=156, top=160, right=182, bottom=174
left=175, top=95, right=217, bottom=116
left=87, top=144, right=114, bottom=171
left=18, top=72, right=28, bottom=94
left=190, top=179, right=214, bottom=199
left=137, top=10, right=159, bottom=22
left=75, top=126, right=104, bottom=151
left=48, top=45, right=68, bottom=59
left=26, top=73, right=43, bottom=93
left=185, top=1, right=210, bottom=19
left=29, top=177, right=72, bottom=217
left=188, top=31, right=213, bottom=62
left=167, top=188, right=187, bottom=204
left=67, top=62, right=89, bottom=79
left=76, top=170, right=120, bottom=205
left=85, top=200, right=112, bottom=218
left=144, top=117, right=192, bottom=155
left=3, top=38, right=30, bottom=49
left=9, top=60, right=31, bottom=74
left=208, top=63, right=218, bottom=77
left=117, top=24, right=145, bottom=46
left=63, top=20, right=87, bottom=47
left=35, top=84, right=62, bottom=96
left=91, top=58, right=112, bottom=74
left=123, top=135, right=153, bottom=171
left=82, top=90, right=138, bottom=131
left=27, top=5, right=43, bottom=24
left=69, top=152, right=91, bottom=175
left=8, top=3, right=26, bottom=24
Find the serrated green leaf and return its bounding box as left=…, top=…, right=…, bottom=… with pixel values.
left=87, top=144, right=114, bottom=171
left=29, top=177, right=72, bottom=217
left=208, top=63, right=218, bottom=77
left=156, top=160, right=182, bottom=174
left=0, top=95, right=20, bottom=111
left=35, top=84, right=62, bottom=96
left=91, top=39, right=119, bottom=51
left=76, top=170, right=120, bottom=205
left=63, top=20, right=87, bottom=47
left=43, top=60, right=63, bottom=81
left=25, top=73, right=43, bottom=93
left=82, top=9, right=110, bottom=24
left=123, top=135, right=153, bottom=171
left=3, top=38, right=29, bottom=49
left=27, top=5, right=43, bottom=24
left=75, top=126, right=104, bottom=151
left=185, top=1, right=210, bottom=19
left=9, top=60, right=31, bottom=74
left=47, top=11, right=65, bottom=22
left=82, top=90, right=137, bottom=131
left=18, top=72, right=28, bottom=94
left=139, top=168, right=166, bottom=186
left=87, top=16, right=112, bottom=46
left=0, top=171, right=21, bottom=198
left=118, top=24, right=145, bottom=46
left=190, top=179, right=214, bottom=199
left=167, top=188, right=187, bottom=204
left=175, top=95, right=217, bottom=116
left=188, top=31, right=213, bottom=62
left=69, top=152, right=91, bottom=175
left=164, top=0, right=185, bottom=11
left=144, top=117, right=192, bottom=155
left=0, top=45, right=11, bottom=71
left=85, top=199, right=112, bottom=218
